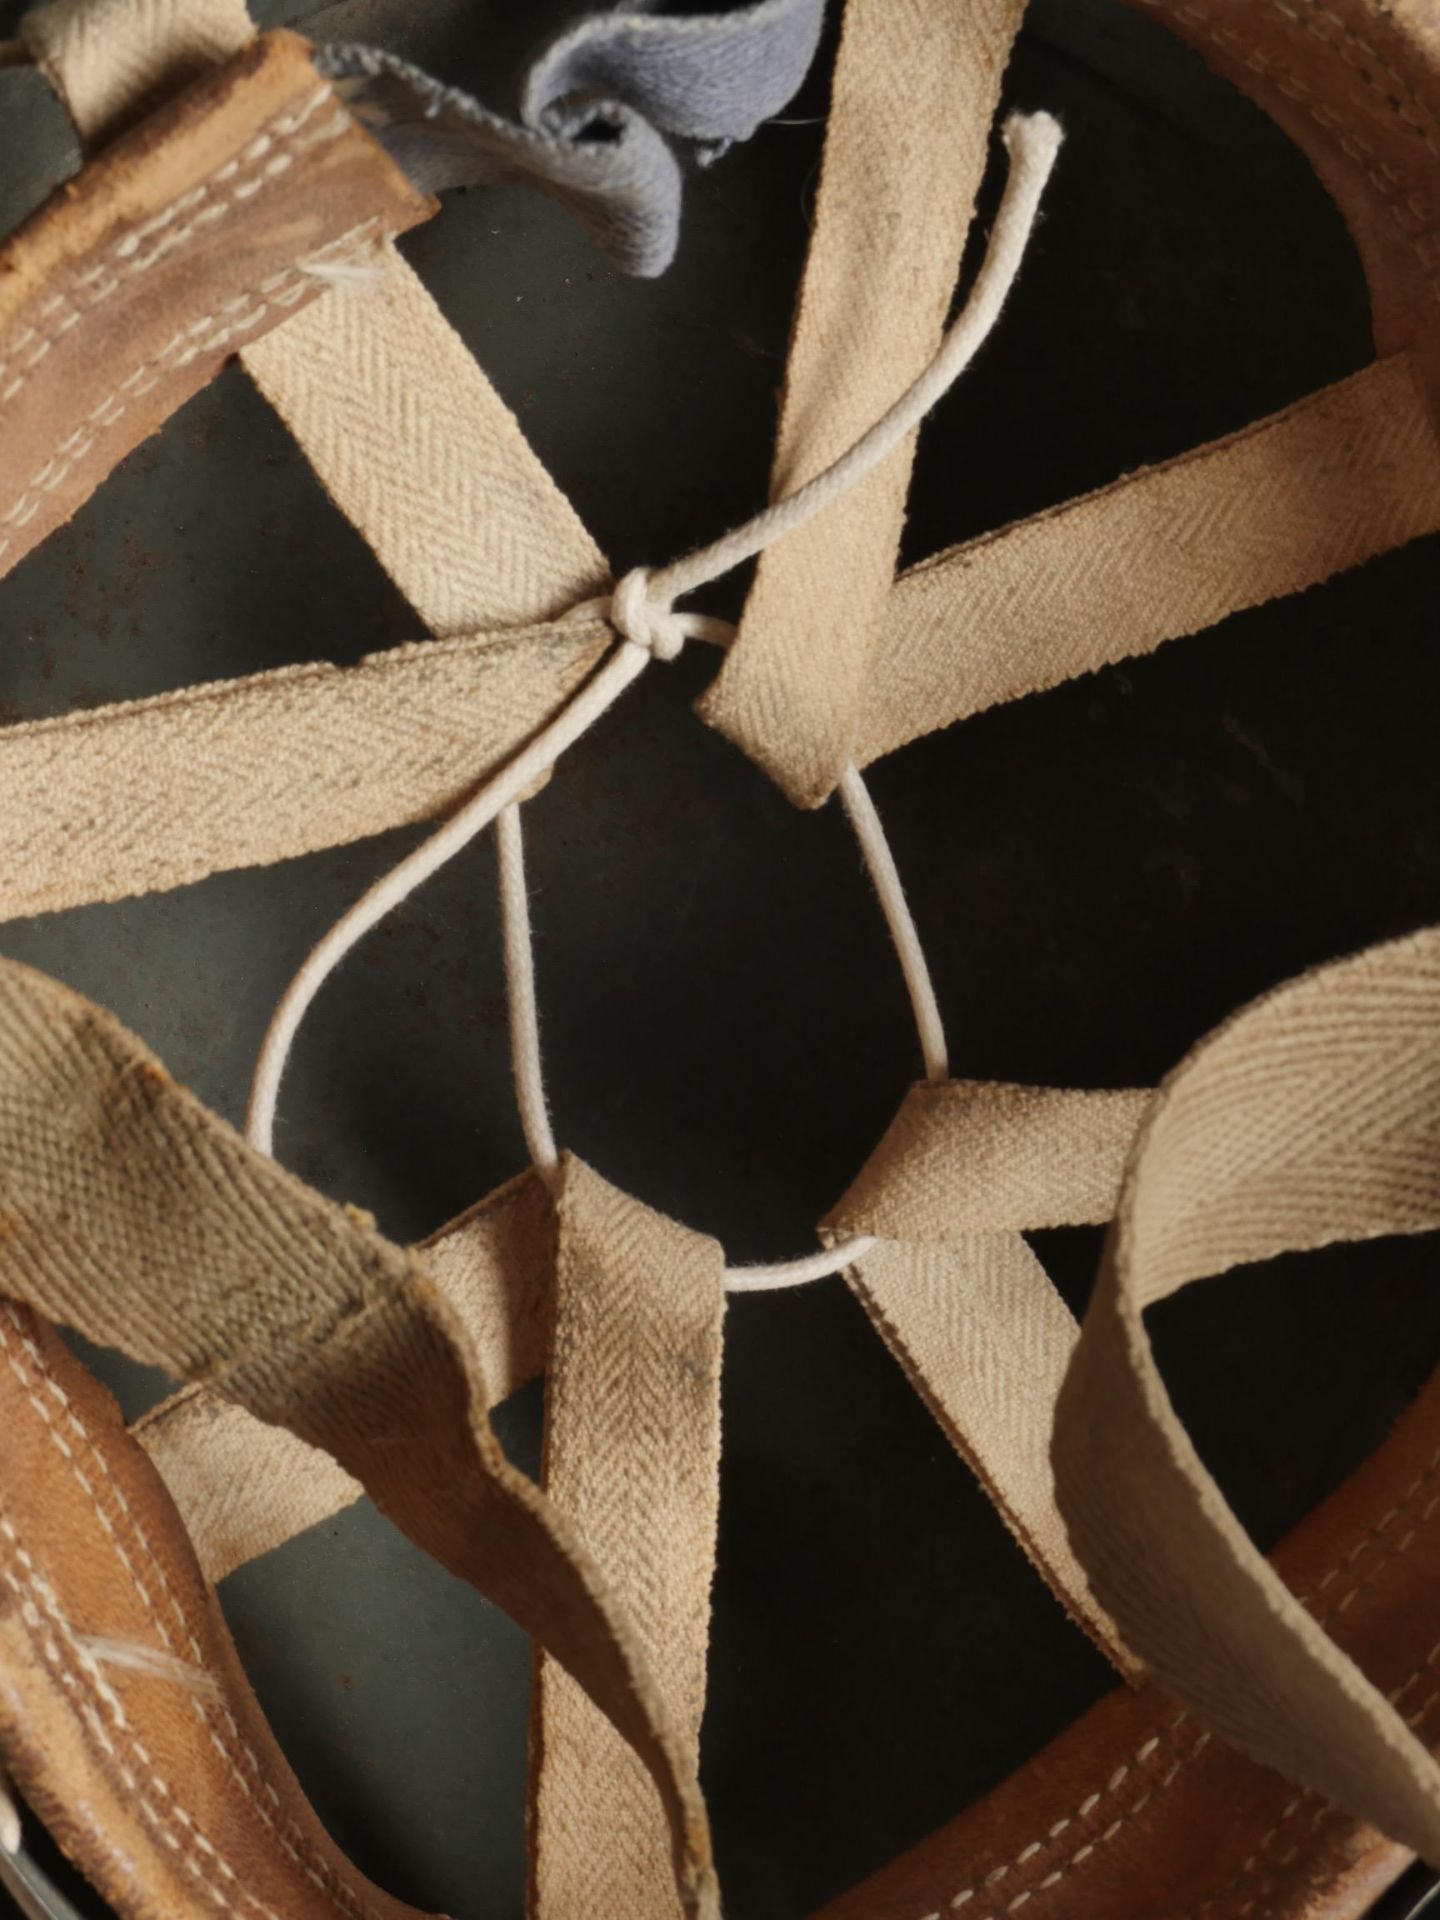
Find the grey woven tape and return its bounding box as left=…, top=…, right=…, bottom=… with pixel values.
left=318, top=0, right=826, bottom=277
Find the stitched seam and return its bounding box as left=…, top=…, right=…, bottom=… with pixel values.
left=1192, top=1644, right=1440, bottom=1916
left=0, top=218, right=383, bottom=569
left=0, top=1520, right=271, bottom=1920
left=0, top=1305, right=376, bottom=1920
left=934, top=1430, right=1440, bottom=1917
left=1135, top=0, right=1440, bottom=305
left=0, top=86, right=344, bottom=410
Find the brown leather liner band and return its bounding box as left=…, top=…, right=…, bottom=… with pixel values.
left=0, top=1300, right=431, bottom=1920
left=1125, top=0, right=1440, bottom=416
left=0, top=27, right=433, bottom=583
left=816, top=1362, right=1440, bottom=1920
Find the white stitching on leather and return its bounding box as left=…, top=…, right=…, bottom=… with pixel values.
left=1134, top=0, right=1440, bottom=303
left=0, top=219, right=384, bottom=569
left=1, top=1528, right=270, bottom=1919
left=945, top=1429, right=1440, bottom=1918
left=0, top=1305, right=379, bottom=1920
left=0, top=85, right=344, bottom=409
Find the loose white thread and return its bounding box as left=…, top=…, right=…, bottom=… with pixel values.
left=247, top=113, right=1062, bottom=1248
left=0, top=1769, right=18, bottom=1855
left=73, top=1632, right=223, bottom=1703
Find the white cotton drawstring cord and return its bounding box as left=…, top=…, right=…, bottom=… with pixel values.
left=496, top=792, right=880, bottom=1289
left=248, top=111, right=1060, bottom=1249
left=837, top=764, right=949, bottom=1083
left=247, top=638, right=651, bottom=1155
left=497, top=801, right=560, bottom=1180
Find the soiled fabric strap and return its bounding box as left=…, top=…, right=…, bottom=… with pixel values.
left=0, top=28, right=432, bottom=586
left=1055, top=924, right=1440, bottom=1863
left=523, top=0, right=825, bottom=146
left=854, top=357, right=1440, bottom=765
left=0, top=957, right=718, bottom=1919
left=824, top=1081, right=1150, bottom=1672
left=534, top=1160, right=726, bottom=1918
left=698, top=0, right=1027, bottom=806
left=0, top=621, right=608, bottom=921
left=135, top=1169, right=557, bottom=1580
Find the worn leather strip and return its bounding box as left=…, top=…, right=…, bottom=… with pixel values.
left=134, top=1168, right=557, bottom=1582
left=532, top=1158, right=726, bottom=1919
left=242, top=260, right=610, bottom=635
left=852, top=358, right=1440, bottom=765
left=1055, top=926, right=1440, bottom=1862
left=0, top=618, right=608, bottom=924
left=814, top=1359, right=1440, bottom=1920
left=0, top=957, right=718, bottom=1919
left=0, top=1300, right=432, bottom=1920
left=22, top=0, right=255, bottom=142
left=1128, top=0, right=1440, bottom=413
left=0, top=29, right=432, bottom=586
left=697, top=0, right=1027, bottom=806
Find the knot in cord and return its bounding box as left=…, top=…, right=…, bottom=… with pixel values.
left=609, top=567, right=689, bottom=662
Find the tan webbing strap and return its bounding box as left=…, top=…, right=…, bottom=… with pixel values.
left=242, top=268, right=609, bottom=635
left=0, top=956, right=717, bottom=1919
left=31, top=0, right=609, bottom=638
left=828, top=1080, right=1151, bottom=1239
left=696, top=0, right=1027, bottom=807
left=22, top=0, right=254, bottom=141
left=825, top=1081, right=1149, bottom=1671
left=134, top=1168, right=557, bottom=1580
left=854, top=356, right=1440, bottom=765
left=0, top=620, right=608, bottom=922
left=533, top=1159, right=726, bottom=1919
left=0, top=29, right=433, bottom=586
left=1054, top=925, right=1440, bottom=1862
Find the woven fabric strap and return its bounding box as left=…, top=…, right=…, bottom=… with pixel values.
left=135, top=1169, right=557, bottom=1579
left=854, top=356, right=1440, bottom=765
left=1053, top=925, right=1440, bottom=1861
left=696, top=0, right=1027, bottom=806
left=0, top=956, right=719, bottom=1919
left=22, top=0, right=254, bottom=139
left=534, top=1160, right=726, bottom=1919
left=825, top=1082, right=1150, bottom=1669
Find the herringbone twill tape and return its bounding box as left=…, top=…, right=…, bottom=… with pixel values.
left=22, top=0, right=254, bottom=141
left=242, top=261, right=610, bottom=636
left=0, top=956, right=717, bottom=1920
left=854, top=356, right=1440, bottom=766
left=0, top=620, right=608, bottom=922
left=823, top=1083, right=1150, bottom=1672
left=1053, top=925, right=1440, bottom=1863
left=134, top=1168, right=558, bottom=1580
left=532, top=1159, right=726, bottom=1920
left=33, top=0, right=610, bottom=644
left=696, top=0, right=1027, bottom=807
